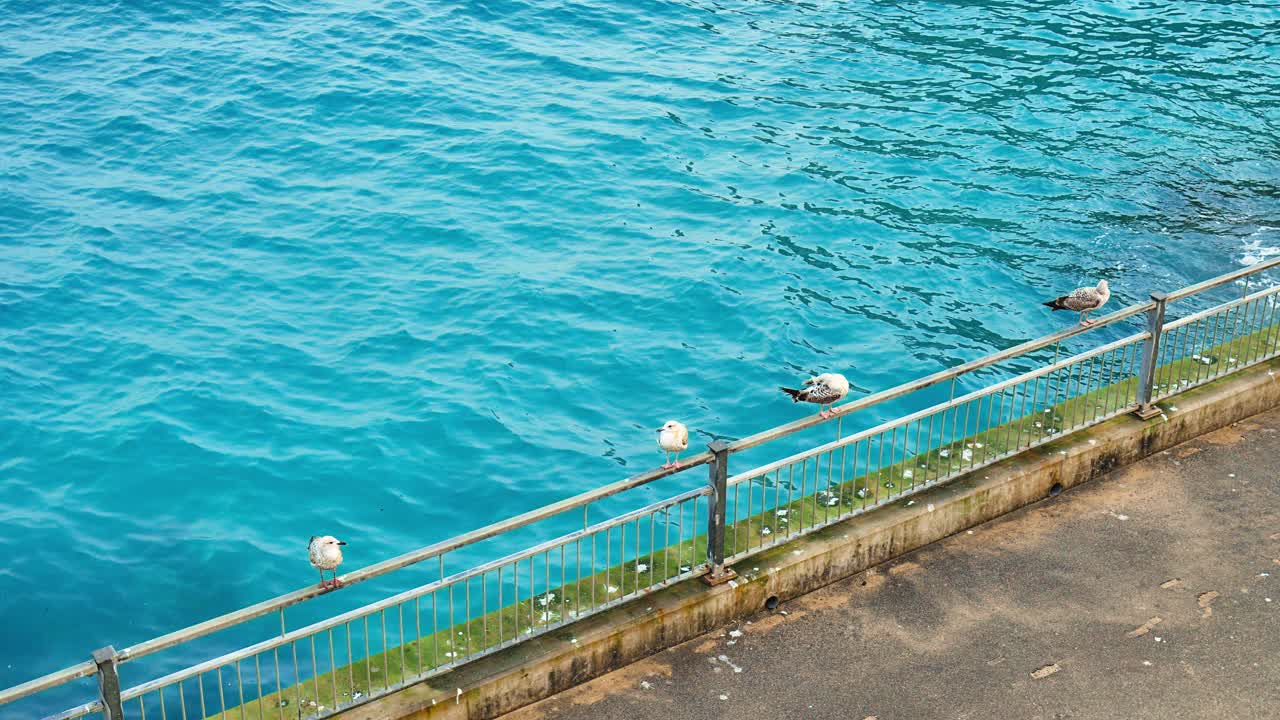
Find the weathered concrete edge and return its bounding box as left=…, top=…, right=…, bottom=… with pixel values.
left=336, top=357, right=1280, bottom=720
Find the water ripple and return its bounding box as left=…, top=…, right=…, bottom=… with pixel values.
left=2, top=0, right=1280, bottom=707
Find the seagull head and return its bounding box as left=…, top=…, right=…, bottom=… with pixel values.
left=656, top=420, right=680, bottom=433
left=820, top=373, right=851, bottom=394
left=1097, top=279, right=1109, bottom=292
left=318, top=536, right=346, bottom=547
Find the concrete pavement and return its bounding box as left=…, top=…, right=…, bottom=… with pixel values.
left=506, top=407, right=1280, bottom=720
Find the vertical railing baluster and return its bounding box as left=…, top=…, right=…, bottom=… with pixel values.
left=703, top=440, right=735, bottom=584
left=1135, top=292, right=1169, bottom=419
left=93, top=647, right=125, bottom=720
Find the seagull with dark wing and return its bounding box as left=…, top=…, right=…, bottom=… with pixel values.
left=656, top=420, right=689, bottom=469
left=780, top=372, right=850, bottom=419
left=309, top=535, right=347, bottom=589
left=1044, top=280, right=1110, bottom=326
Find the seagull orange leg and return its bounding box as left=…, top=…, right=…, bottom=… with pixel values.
left=672, top=452, right=681, bottom=469
left=331, top=572, right=343, bottom=589
left=318, top=570, right=327, bottom=589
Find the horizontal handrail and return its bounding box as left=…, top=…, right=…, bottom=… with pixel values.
left=1165, top=256, right=1280, bottom=302
left=114, top=453, right=711, bottom=665
left=45, top=700, right=100, bottom=720
left=728, top=301, right=1154, bottom=453
left=1164, top=284, right=1280, bottom=331
left=5, top=458, right=715, bottom=708
left=119, top=485, right=712, bottom=701
left=728, top=331, right=1148, bottom=485
left=0, top=663, right=96, bottom=709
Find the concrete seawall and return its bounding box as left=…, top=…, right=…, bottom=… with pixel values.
left=334, top=355, right=1280, bottom=720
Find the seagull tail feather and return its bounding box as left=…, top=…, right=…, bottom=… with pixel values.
left=1044, top=297, right=1068, bottom=311
left=780, top=386, right=804, bottom=402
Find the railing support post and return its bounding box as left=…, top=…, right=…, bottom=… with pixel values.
left=1134, top=291, right=1169, bottom=419
left=92, top=646, right=124, bottom=720
left=702, top=440, right=737, bottom=586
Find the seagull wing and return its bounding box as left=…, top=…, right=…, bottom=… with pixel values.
left=1063, top=286, right=1103, bottom=311
left=782, top=377, right=845, bottom=404
left=798, top=380, right=843, bottom=404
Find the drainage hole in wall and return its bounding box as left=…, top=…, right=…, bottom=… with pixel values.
left=765, top=595, right=779, bottom=611
left=1049, top=482, right=1063, bottom=497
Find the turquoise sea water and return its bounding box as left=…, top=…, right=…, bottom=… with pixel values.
left=2, top=0, right=1279, bottom=712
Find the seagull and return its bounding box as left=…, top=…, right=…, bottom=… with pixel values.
left=656, top=420, right=689, bottom=469
left=309, top=535, right=347, bottom=589
left=1044, top=280, right=1110, bottom=326
left=780, top=373, right=850, bottom=419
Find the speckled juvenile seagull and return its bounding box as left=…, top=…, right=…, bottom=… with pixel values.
left=1044, top=279, right=1110, bottom=326
left=780, top=373, right=850, bottom=419
left=656, top=420, right=689, bottom=469
left=309, top=535, right=347, bottom=589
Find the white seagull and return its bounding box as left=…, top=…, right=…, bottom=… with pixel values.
left=1044, top=280, right=1110, bottom=326
left=656, top=420, right=689, bottom=469
left=309, top=535, right=347, bottom=589
left=780, top=373, right=850, bottom=419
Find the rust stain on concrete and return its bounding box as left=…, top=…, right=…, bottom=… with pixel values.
left=509, top=656, right=676, bottom=719
left=1126, top=617, right=1162, bottom=638
left=1202, top=423, right=1249, bottom=445
left=887, top=560, right=924, bottom=576
left=1030, top=663, right=1061, bottom=679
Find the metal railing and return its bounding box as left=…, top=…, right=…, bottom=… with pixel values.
left=3, top=257, right=1279, bottom=720
left=721, top=331, right=1149, bottom=563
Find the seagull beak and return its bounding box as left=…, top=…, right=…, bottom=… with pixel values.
left=337, top=541, right=347, bottom=546
left=655, top=428, right=663, bottom=433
